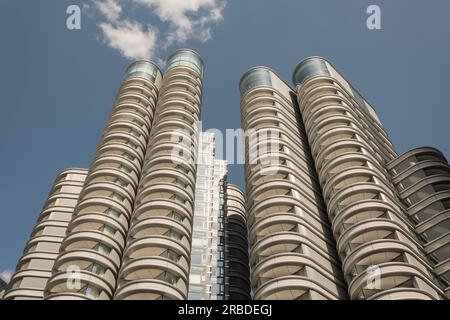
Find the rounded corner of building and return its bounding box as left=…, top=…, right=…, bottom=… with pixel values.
left=395, top=146, right=448, bottom=165
left=55, top=167, right=88, bottom=178
left=127, top=59, right=162, bottom=74
left=166, top=48, right=204, bottom=75
left=125, top=60, right=162, bottom=83
left=239, top=66, right=274, bottom=99
left=292, top=56, right=331, bottom=86
left=227, top=183, right=244, bottom=194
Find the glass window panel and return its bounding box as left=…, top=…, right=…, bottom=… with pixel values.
left=239, top=69, right=272, bottom=96
left=293, top=58, right=329, bottom=85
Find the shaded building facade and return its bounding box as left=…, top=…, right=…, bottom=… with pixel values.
left=3, top=169, right=87, bottom=300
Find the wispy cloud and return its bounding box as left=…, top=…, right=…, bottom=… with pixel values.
left=95, top=0, right=122, bottom=22
left=1, top=270, right=14, bottom=283
left=90, top=0, right=226, bottom=61
left=134, top=0, right=225, bottom=47
left=98, top=20, right=158, bottom=60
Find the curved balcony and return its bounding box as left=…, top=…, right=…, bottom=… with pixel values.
left=294, top=74, right=444, bottom=299
left=44, top=66, right=162, bottom=300
left=3, top=169, right=88, bottom=300
left=241, top=68, right=347, bottom=299
left=115, top=50, right=203, bottom=300
left=388, top=147, right=450, bottom=296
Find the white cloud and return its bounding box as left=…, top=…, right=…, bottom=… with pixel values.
left=99, top=20, right=158, bottom=60
left=94, top=0, right=122, bottom=22
left=1, top=270, right=13, bottom=283
left=90, top=0, right=226, bottom=60
left=134, top=0, right=225, bottom=46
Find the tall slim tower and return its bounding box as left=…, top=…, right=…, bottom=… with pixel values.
left=292, top=56, right=445, bottom=299
left=4, top=168, right=88, bottom=300
left=44, top=61, right=163, bottom=300
left=188, top=132, right=227, bottom=300
left=115, top=49, right=204, bottom=300
left=4, top=49, right=253, bottom=301
left=240, top=67, right=348, bottom=300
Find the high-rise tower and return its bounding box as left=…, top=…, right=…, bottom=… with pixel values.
left=114, top=49, right=204, bottom=300
left=4, top=169, right=88, bottom=300
left=292, top=57, right=445, bottom=299
left=240, top=67, right=348, bottom=300
left=43, top=61, right=163, bottom=300
left=4, top=51, right=448, bottom=301
left=188, top=132, right=227, bottom=300
left=4, top=49, right=254, bottom=301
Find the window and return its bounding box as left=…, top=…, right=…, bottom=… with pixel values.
left=95, top=243, right=111, bottom=255
left=106, top=208, right=120, bottom=219
left=169, top=211, right=183, bottom=222
left=394, top=157, right=417, bottom=175
left=132, top=119, right=144, bottom=128
left=128, top=128, right=138, bottom=136
left=167, top=50, right=203, bottom=75
left=157, top=271, right=179, bottom=285
left=119, top=165, right=132, bottom=173
left=111, top=192, right=124, bottom=202
left=165, top=229, right=183, bottom=241
left=175, top=164, right=189, bottom=174
left=115, top=178, right=127, bottom=187
left=239, top=68, right=272, bottom=96
left=91, top=264, right=106, bottom=276
left=122, top=152, right=135, bottom=161
left=171, top=194, right=186, bottom=204
left=84, top=285, right=101, bottom=299
left=189, top=292, right=202, bottom=300
left=293, top=58, right=329, bottom=85
left=161, top=249, right=180, bottom=262
left=101, top=224, right=116, bottom=236
left=127, top=140, right=139, bottom=149
left=174, top=179, right=187, bottom=188
left=125, top=60, right=158, bottom=83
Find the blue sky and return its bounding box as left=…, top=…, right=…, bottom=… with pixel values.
left=1, top=0, right=450, bottom=275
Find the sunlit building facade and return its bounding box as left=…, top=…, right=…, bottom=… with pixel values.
left=188, top=132, right=227, bottom=300
left=240, top=56, right=449, bottom=300
left=4, top=50, right=448, bottom=301
left=114, top=49, right=204, bottom=300
left=292, top=56, right=446, bottom=299
left=240, top=67, right=348, bottom=300
left=3, top=49, right=253, bottom=301
left=3, top=169, right=88, bottom=300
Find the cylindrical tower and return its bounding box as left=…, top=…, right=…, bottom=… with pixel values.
left=44, top=61, right=163, bottom=300
left=293, top=57, right=444, bottom=299
left=114, top=49, right=204, bottom=300
left=387, top=147, right=450, bottom=298
left=240, top=67, right=348, bottom=300
left=224, top=184, right=251, bottom=300
left=4, top=169, right=87, bottom=300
